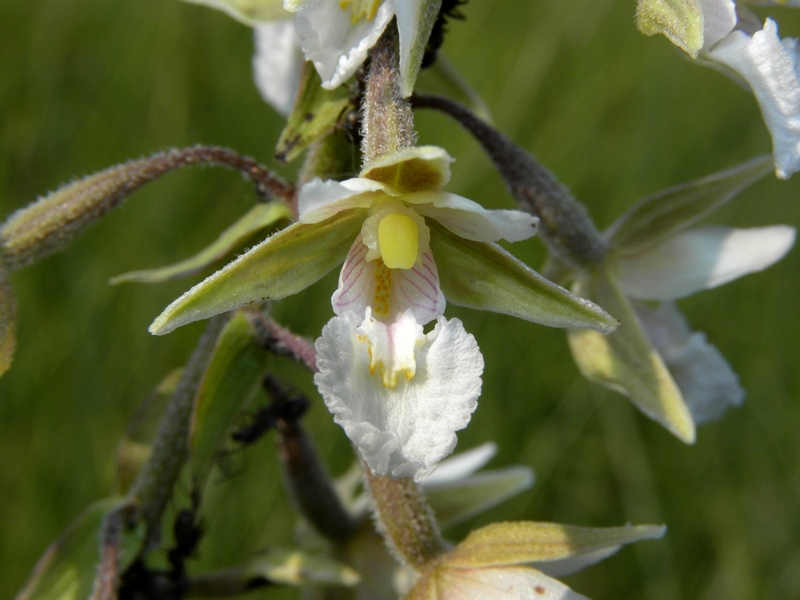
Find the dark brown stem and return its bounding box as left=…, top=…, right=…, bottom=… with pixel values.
left=412, top=94, right=607, bottom=269
left=90, top=503, right=138, bottom=600
left=185, top=569, right=272, bottom=597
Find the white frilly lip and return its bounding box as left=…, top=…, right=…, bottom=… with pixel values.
left=332, top=234, right=446, bottom=324
left=253, top=20, right=305, bottom=116
left=706, top=18, right=800, bottom=179
left=435, top=565, right=590, bottom=600
left=614, top=225, right=795, bottom=301
left=314, top=309, right=483, bottom=481
left=632, top=301, right=745, bottom=425
left=291, top=0, right=395, bottom=89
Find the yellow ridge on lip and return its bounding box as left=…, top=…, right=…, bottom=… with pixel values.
left=339, top=0, right=381, bottom=24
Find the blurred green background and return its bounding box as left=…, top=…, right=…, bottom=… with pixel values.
left=1, top=0, right=799, bottom=598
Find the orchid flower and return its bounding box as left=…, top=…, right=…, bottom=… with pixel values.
left=284, top=0, right=443, bottom=96
left=149, top=145, right=617, bottom=480
left=567, top=156, right=796, bottom=442
left=638, top=0, right=800, bottom=178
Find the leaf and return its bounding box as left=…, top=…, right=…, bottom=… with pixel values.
left=275, top=62, right=353, bottom=164
left=115, top=369, right=183, bottom=495
left=426, top=467, right=534, bottom=529
left=16, top=499, right=145, bottom=600
left=189, top=312, right=269, bottom=497
left=181, top=0, right=287, bottom=26
left=0, top=262, right=16, bottom=377
left=111, top=202, right=292, bottom=284
left=415, top=53, right=493, bottom=123
left=149, top=208, right=365, bottom=335
left=446, top=521, right=666, bottom=569
left=606, top=155, right=773, bottom=255
left=244, top=549, right=361, bottom=587
left=635, top=0, right=704, bottom=57
left=428, top=222, right=618, bottom=333
left=567, top=267, right=695, bottom=443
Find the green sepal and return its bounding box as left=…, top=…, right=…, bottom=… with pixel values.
left=396, top=0, right=443, bottom=97
left=116, top=369, right=183, bottom=495
left=275, top=63, right=353, bottom=164
left=606, top=155, right=773, bottom=255
left=0, top=262, right=16, bottom=378
left=189, top=311, right=269, bottom=499
left=567, top=267, right=695, bottom=443
left=181, top=0, right=287, bottom=26
left=415, top=53, right=493, bottom=123
left=16, top=498, right=146, bottom=600
left=243, top=548, right=361, bottom=587
left=635, top=0, right=704, bottom=57
left=428, top=222, right=618, bottom=333
left=150, top=208, right=365, bottom=335
left=445, top=521, right=666, bottom=569
left=427, top=467, right=534, bottom=529
left=111, top=202, right=292, bottom=285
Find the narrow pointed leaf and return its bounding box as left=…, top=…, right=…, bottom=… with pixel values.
left=244, top=549, right=361, bottom=586
left=150, top=208, right=365, bottom=335
left=189, top=312, right=269, bottom=497
left=416, top=53, right=493, bottom=123
left=446, top=521, right=666, bottom=569
left=636, top=0, right=704, bottom=57
left=181, top=0, right=287, bottom=26
left=115, top=369, right=183, bottom=495
left=607, top=155, right=773, bottom=255
left=111, top=202, right=292, bottom=285
left=275, top=62, right=353, bottom=163
left=429, top=222, right=618, bottom=333
left=0, top=262, right=16, bottom=377
left=427, top=467, right=534, bottom=529
left=567, top=267, right=696, bottom=443
left=16, top=499, right=145, bottom=600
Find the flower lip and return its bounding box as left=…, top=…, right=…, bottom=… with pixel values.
left=361, top=146, right=455, bottom=193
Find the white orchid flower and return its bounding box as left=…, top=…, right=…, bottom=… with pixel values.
left=284, top=0, right=443, bottom=95
left=611, top=224, right=795, bottom=424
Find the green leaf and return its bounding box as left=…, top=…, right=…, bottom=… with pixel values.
left=415, top=53, right=493, bottom=123
left=606, top=155, right=773, bottom=255
left=111, top=202, right=292, bottom=285
left=16, top=499, right=145, bottom=600
left=181, top=0, right=287, bottom=26
left=567, top=267, right=695, bottom=443
left=189, top=312, right=269, bottom=497
left=0, top=262, right=16, bottom=378
left=427, top=467, right=534, bottom=529
left=446, top=521, right=666, bottom=569
left=115, top=369, right=183, bottom=495
left=428, top=222, right=618, bottom=333
left=150, top=208, right=365, bottom=335
left=275, top=63, right=353, bottom=163
left=635, top=0, right=704, bottom=57
left=244, top=549, right=361, bottom=587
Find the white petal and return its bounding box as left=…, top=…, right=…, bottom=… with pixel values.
left=633, top=301, right=745, bottom=424
left=408, top=192, right=539, bottom=243
left=437, top=566, right=589, bottom=600
left=298, top=177, right=389, bottom=223
left=253, top=21, right=304, bottom=117
left=532, top=547, right=620, bottom=578
left=699, top=0, right=737, bottom=50
left=294, top=0, right=394, bottom=89
left=314, top=311, right=483, bottom=481
left=332, top=234, right=445, bottom=324
left=615, top=225, right=795, bottom=300
left=707, top=20, right=800, bottom=178
left=421, top=442, right=498, bottom=485
left=394, top=0, right=440, bottom=96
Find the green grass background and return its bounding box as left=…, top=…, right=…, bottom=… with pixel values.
left=1, top=0, right=799, bottom=598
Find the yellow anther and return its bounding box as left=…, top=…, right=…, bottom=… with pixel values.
left=378, top=214, right=419, bottom=270
left=339, top=0, right=381, bottom=24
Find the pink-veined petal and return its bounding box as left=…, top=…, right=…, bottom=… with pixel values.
left=314, top=310, right=483, bottom=481
left=332, top=235, right=445, bottom=324
left=408, top=191, right=538, bottom=243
